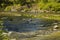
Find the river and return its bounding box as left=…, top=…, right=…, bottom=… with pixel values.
left=3, top=16, right=59, bottom=32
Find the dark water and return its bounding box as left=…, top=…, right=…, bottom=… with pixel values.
left=3, top=17, right=58, bottom=32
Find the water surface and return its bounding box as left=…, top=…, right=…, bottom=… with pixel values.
left=3, top=16, right=59, bottom=32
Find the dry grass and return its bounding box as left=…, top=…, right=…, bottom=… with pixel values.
left=19, top=31, right=60, bottom=40
left=0, top=12, right=21, bottom=16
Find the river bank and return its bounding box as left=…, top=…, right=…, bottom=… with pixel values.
left=0, top=12, right=60, bottom=21
left=0, top=12, right=60, bottom=40
left=8, top=30, right=60, bottom=40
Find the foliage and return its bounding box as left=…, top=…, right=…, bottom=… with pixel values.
left=0, top=20, right=9, bottom=40
left=4, top=4, right=21, bottom=11
left=37, top=0, right=60, bottom=11
left=0, top=0, right=60, bottom=11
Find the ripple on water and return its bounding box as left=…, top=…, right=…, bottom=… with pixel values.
left=3, top=17, right=56, bottom=32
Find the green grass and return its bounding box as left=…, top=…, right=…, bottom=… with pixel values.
left=35, top=13, right=60, bottom=21
left=0, top=12, right=60, bottom=21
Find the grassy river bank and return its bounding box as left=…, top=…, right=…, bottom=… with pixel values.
left=0, top=12, right=60, bottom=40
left=0, top=12, right=60, bottom=21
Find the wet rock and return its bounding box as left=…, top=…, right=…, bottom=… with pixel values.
left=53, top=25, right=59, bottom=30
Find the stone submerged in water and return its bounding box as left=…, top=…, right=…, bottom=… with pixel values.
left=53, top=25, right=59, bottom=30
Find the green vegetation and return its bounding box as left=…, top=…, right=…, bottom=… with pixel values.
left=0, top=12, right=60, bottom=21
left=0, top=20, right=9, bottom=40
left=0, top=0, right=60, bottom=40
left=0, top=0, right=60, bottom=12
left=38, top=0, right=60, bottom=11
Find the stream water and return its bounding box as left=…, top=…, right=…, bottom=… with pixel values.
left=3, top=16, right=59, bottom=32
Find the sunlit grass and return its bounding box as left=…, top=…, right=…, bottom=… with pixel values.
left=0, top=12, right=60, bottom=21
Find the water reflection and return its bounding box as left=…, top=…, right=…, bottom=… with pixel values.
left=3, top=17, right=59, bottom=32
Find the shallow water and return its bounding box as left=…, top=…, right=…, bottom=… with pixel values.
left=3, top=16, right=58, bottom=32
